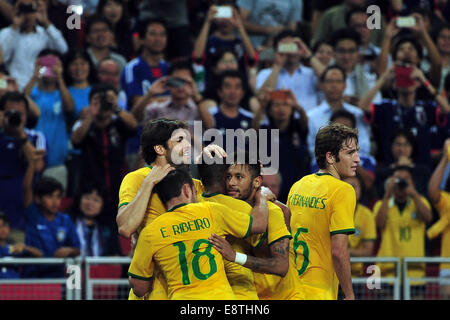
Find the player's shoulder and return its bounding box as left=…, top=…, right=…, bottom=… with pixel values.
left=124, top=166, right=151, bottom=180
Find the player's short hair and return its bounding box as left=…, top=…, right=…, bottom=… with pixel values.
left=197, top=156, right=230, bottom=190
left=230, top=151, right=261, bottom=180
left=33, top=176, right=64, bottom=198
left=315, top=123, right=359, bottom=170
left=154, top=169, right=194, bottom=206
left=330, top=109, right=356, bottom=128
left=0, top=91, right=30, bottom=113
left=140, top=118, right=189, bottom=164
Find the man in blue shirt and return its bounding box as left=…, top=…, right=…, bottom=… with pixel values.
left=0, top=92, right=46, bottom=241
left=120, top=18, right=169, bottom=167
left=203, top=70, right=254, bottom=153
left=24, top=177, right=80, bottom=278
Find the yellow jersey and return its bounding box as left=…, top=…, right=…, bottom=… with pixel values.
left=287, top=173, right=356, bottom=300
left=128, top=201, right=253, bottom=300
left=374, top=196, right=430, bottom=282
left=118, top=166, right=204, bottom=300
left=201, top=192, right=259, bottom=300
left=348, top=204, right=377, bottom=276
left=427, top=191, right=450, bottom=270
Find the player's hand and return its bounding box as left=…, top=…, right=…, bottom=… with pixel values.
left=196, top=144, right=227, bottom=164
left=145, top=164, right=176, bottom=187
left=208, top=233, right=236, bottom=262
left=260, top=186, right=276, bottom=202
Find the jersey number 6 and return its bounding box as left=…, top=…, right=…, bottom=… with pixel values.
left=293, top=227, right=310, bottom=276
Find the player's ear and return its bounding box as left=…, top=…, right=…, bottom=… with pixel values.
left=326, top=151, right=335, bottom=165
left=253, top=176, right=263, bottom=189
left=154, top=144, right=165, bottom=156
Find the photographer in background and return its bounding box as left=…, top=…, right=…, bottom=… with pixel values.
left=71, top=83, right=137, bottom=226
left=0, top=0, right=68, bottom=90
left=374, top=165, right=432, bottom=299
left=0, top=91, right=46, bottom=243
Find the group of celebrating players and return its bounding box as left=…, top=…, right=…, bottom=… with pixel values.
left=119, top=118, right=360, bottom=300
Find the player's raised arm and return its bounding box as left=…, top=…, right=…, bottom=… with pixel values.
left=209, top=233, right=289, bottom=277
left=117, top=164, right=175, bottom=238
left=249, top=188, right=269, bottom=234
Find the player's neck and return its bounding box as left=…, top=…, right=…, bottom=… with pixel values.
left=318, top=167, right=341, bottom=180
left=205, top=184, right=225, bottom=195
left=166, top=197, right=188, bottom=212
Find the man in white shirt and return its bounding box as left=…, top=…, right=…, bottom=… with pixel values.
left=307, top=65, right=371, bottom=160
left=256, top=29, right=326, bottom=112
left=0, top=0, right=68, bottom=90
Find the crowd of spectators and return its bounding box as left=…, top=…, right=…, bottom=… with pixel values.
left=0, top=0, right=449, bottom=294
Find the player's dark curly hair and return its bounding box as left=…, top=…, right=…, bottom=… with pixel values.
left=315, top=123, right=359, bottom=170
left=140, top=118, right=189, bottom=165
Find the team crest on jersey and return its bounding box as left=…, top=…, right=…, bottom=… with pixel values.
left=56, top=228, right=66, bottom=242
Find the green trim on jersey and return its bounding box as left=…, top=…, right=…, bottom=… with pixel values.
left=127, top=272, right=153, bottom=281
left=268, top=234, right=293, bottom=247
left=168, top=203, right=188, bottom=212
left=202, top=192, right=221, bottom=198
left=330, top=228, right=356, bottom=236
left=244, top=215, right=253, bottom=239
left=118, top=202, right=129, bottom=208
left=255, top=232, right=268, bottom=248
left=315, top=172, right=333, bottom=177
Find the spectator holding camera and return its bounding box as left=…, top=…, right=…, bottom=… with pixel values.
left=256, top=29, right=326, bottom=112
left=71, top=83, right=137, bottom=226
left=359, top=57, right=450, bottom=168
left=0, top=0, right=68, bottom=90
left=0, top=91, right=46, bottom=242
left=374, top=165, right=432, bottom=297
left=192, top=3, right=257, bottom=90
left=142, top=60, right=203, bottom=128
left=23, top=49, right=74, bottom=191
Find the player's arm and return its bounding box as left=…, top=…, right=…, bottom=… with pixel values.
left=117, top=165, right=175, bottom=238
left=249, top=188, right=269, bottom=234
left=260, top=186, right=291, bottom=229
left=209, top=233, right=289, bottom=277
left=128, top=277, right=153, bottom=298
left=331, top=233, right=355, bottom=300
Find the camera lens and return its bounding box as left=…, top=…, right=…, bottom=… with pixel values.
left=5, top=109, right=22, bottom=128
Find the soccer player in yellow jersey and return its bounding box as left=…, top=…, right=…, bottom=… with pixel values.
left=221, top=156, right=303, bottom=300
left=288, top=123, right=360, bottom=300
left=375, top=165, right=432, bottom=299
left=197, top=158, right=260, bottom=300
left=427, top=138, right=450, bottom=299
left=343, top=175, right=376, bottom=278
left=127, top=169, right=269, bottom=299
left=116, top=118, right=224, bottom=299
